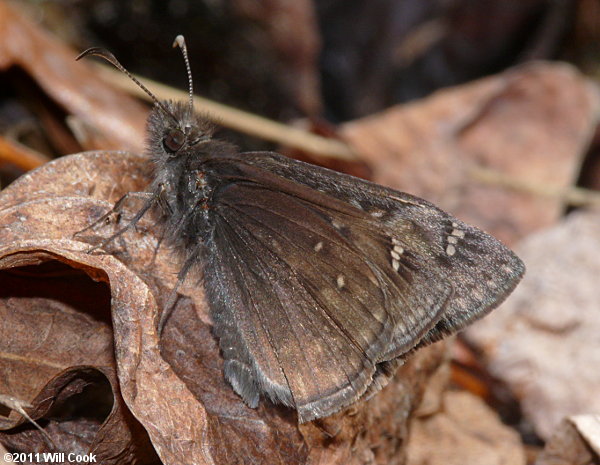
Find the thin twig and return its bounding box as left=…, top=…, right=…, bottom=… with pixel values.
left=470, top=166, right=600, bottom=207
left=94, top=63, right=357, bottom=161
left=0, top=394, right=56, bottom=449
left=94, top=62, right=600, bottom=208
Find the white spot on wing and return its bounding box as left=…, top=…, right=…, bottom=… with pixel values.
left=337, top=275, right=346, bottom=289
left=391, top=238, right=405, bottom=271
left=314, top=241, right=323, bottom=252
left=451, top=228, right=465, bottom=238
left=445, top=224, right=465, bottom=255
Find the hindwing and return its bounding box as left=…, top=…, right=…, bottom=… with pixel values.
left=199, top=153, right=514, bottom=422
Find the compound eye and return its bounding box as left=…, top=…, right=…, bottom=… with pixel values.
left=163, top=129, right=185, bottom=153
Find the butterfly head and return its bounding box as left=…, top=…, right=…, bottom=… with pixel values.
left=148, top=99, right=216, bottom=159
left=77, top=35, right=214, bottom=160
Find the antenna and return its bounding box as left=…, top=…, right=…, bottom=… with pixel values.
left=172, top=35, right=195, bottom=114
left=76, top=47, right=179, bottom=122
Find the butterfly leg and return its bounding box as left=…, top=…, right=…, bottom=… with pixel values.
left=157, top=241, right=204, bottom=335
left=75, top=185, right=165, bottom=253
left=148, top=227, right=167, bottom=268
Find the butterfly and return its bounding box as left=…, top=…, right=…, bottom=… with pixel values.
left=77, top=36, right=524, bottom=423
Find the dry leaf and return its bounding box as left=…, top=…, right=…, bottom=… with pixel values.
left=466, top=208, right=600, bottom=440
left=406, top=390, right=526, bottom=465
left=0, top=1, right=147, bottom=153
left=0, top=150, right=454, bottom=464
left=536, top=415, right=600, bottom=465
left=0, top=255, right=158, bottom=464
left=341, top=62, right=600, bottom=245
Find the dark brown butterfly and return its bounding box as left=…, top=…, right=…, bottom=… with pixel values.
left=77, top=36, right=524, bottom=423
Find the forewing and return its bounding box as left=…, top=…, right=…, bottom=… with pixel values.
left=202, top=161, right=453, bottom=422
left=240, top=152, right=525, bottom=346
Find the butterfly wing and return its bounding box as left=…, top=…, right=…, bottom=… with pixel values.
left=201, top=156, right=456, bottom=422
left=239, top=152, right=526, bottom=346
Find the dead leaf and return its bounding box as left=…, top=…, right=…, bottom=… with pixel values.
left=0, top=1, right=147, bottom=154
left=536, top=415, right=600, bottom=465
left=0, top=255, right=158, bottom=464
left=406, top=390, right=527, bottom=465
left=0, top=150, right=455, bottom=464
left=465, top=208, right=600, bottom=440
left=341, top=62, right=600, bottom=245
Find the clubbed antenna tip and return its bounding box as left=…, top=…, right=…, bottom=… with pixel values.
left=173, top=35, right=195, bottom=114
